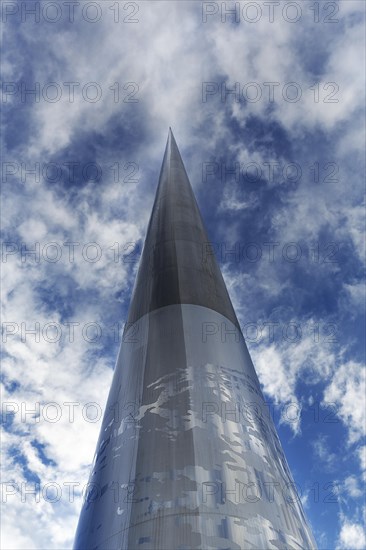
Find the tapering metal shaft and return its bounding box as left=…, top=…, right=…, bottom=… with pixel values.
left=74, top=129, right=317, bottom=550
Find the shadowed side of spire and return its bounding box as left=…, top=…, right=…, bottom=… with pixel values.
left=127, top=129, right=239, bottom=327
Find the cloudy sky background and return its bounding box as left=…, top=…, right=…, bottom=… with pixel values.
left=1, top=1, right=365, bottom=548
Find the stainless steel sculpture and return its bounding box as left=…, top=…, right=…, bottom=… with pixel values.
left=74, top=129, right=317, bottom=549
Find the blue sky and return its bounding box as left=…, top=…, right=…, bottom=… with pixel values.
left=1, top=1, right=365, bottom=548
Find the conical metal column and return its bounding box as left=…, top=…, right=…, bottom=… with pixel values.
left=74, top=129, right=317, bottom=550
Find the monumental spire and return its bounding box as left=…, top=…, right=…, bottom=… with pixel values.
left=74, top=130, right=317, bottom=550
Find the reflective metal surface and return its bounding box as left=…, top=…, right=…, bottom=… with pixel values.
left=127, top=129, right=239, bottom=329
left=74, top=130, right=317, bottom=549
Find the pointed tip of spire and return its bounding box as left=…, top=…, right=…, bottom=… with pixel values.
left=166, top=127, right=176, bottom=151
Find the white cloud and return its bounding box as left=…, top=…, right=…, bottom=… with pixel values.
left=358, top=445, right=366, bottom=472
left=312, top=435, right=338, bottom=472
left=323, top=361, right=366, bottom=444
left=344, top=282, right=366, bottom=311
left=249, top=324, right=338, bottom=434
left=344, top=475, right=363, bottom=498
left=337, top=519, right=366, bottom=550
